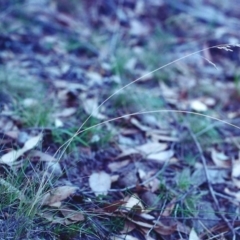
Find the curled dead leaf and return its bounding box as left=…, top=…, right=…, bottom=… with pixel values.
left=108, top=160, right=130, bottom=172
left=29, top=150, right=57, bottom=162
left=224, top=188, right=240, bottom=202
left=82, top=97, right=106, bottom=120
left=118, top=142, right=168, bottom=159
left=162, top=198, right=176, bottom=217
left=147, top=149, right=175, bottom=163
left=153, top=219, right=177, bottom=235
left=139, top=213, right=155, bottom=220
left=211, top=148, right=230, bottom=168
left=121, top=221, right=136, bottom=234
left=124, top=194, right=144, bottom=212
left=41, top=186, right=79, bottom=207
left=102, top=200, right=126, bottom=213
left=60, top=207, right=85, bottom=222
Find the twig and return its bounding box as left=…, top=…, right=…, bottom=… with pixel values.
left=187, top=125, right=237, bottom=237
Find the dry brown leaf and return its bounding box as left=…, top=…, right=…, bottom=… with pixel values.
left=232, top=160, right=240, bottom=188
left=189, top=228, right=200, bottom=240
left=136, top=70, right=154, bottom=82
left=148, top=178, right=160, bottom=193
left=54, top=107, right=77, bottom=118
left=130, top=117, right=151, bottom=132
left=128, top=217, right=177, bottom=236
left=145, top=236, right=155, bottom=240
left=0, top=178, right=25, bottom=201
left=147, top=131, right=179, bottom=142
left=116, top=148, right=140, bottom=158
left=82, top=97, right=106, bottom=120
left=224, top=188, right=240, bottom=202
left=138, top=142, right=168, bottom=155
left=54, top=118, right=64, bottom=127
left=147, top=149, right=175, bottom=163
left=86, top=71, right=102, bottom=85
left=127, top=218, right=153, bottom=228
left=40, top=211, right=67, bottom=225
left=89, top=171, right=111, bottom=196
left=45, top=161, right=63, bottom=176
left=135, top=0, right=145, bottom=15
left=111, top=235, right=139, bottom=240
left=201, top=97, right=216, bottom=107
left=53, top=12, right=79, bottom=28
left=153, top=219, right=177, bottom=235
left=159, top=82, right=177, bottom=99
left=40, top=210, right=73, bottom=225
left=29, top=150, right=57, bottom=162
left=60, top=207, right=85, bottom=222
left=139, top=213, right=155, bottom=220
left=124, top=58, right=137, bottom=71
left=102, top=200, right=126, bottom=213
left=177, top=221, right=191, bottom=235
left=108, top=160, right=130, bottom=172
left=130, top=19, right=149, bottom=36
left=200, top=220, right=240, bottom=239
left=124, top=194, right=144, bottom=212
left=23, top=134, right=43, bottom=151
left=57, top=89, right=70, bottom=100
left=140, top=228, right=158, bottom=239
left=0, top=149, right=23, bottom=165
left=53, top=80, right=87, bottom=91
left=41, top=186, right=79, bottom=207
left=118, top=142, right=168, bottom=159
left=190, top=100, right=208, bottom=112
left=0, top=134, right=42, bottom=165
left=110, top=174, right=119, bottom=182
left=4, top=131, right=19, bottom=139
left=211, top=148, right=230, bottom=168
left=162, top=198, right=176, bottom=217
left=121, top=221, right=136, bottom=234
left=0, top=117, right=16, bottom=132
left=138, top=169, right=147, bottom=180
left=227, top=111, right=240, bottom=119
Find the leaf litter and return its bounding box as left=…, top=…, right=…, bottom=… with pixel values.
left=0, top=0, right=240, bottom=239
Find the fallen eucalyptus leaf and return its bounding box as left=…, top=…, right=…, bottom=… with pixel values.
left=0, top=134, right=42, bottom=165
left=89, top=171, right=111, bottom=196
left=60, top=207, right=85, bottom=222
left=41, top=186, right=79, bottom=207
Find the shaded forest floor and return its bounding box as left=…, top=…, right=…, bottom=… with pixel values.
left=0, top=0, right=240, bottom=239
